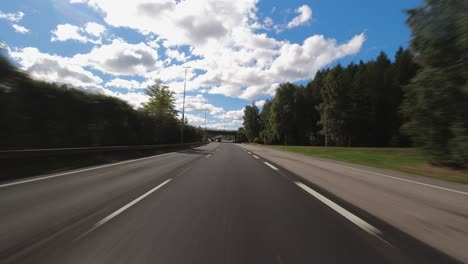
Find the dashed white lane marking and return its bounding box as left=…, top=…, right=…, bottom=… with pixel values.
left=295, top=181, right=384, bottom=238
left=78, top=179, right=172, bottom=239
left=247, top=152, right=252, bottom=155
left=206, top=154, right=212, bottom=158
left=0, top=152, right=175, bottom=188
left=253, top=155, right=260, bottom=159
left=264, top=162, right=279, bottom=171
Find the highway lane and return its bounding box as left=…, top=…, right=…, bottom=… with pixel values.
left=0, top=144, right=218, bottom=260
left=0, top=143, right=455, bottom=263
left=241, top=143, right=468, bottom=263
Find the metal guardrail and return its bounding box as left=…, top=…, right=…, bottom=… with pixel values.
left=0, top=142, right=206, bottom=158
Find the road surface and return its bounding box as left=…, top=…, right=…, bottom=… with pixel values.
left=241, top=143, right=468, bottom=263
left=0, top=143, right=458, bottom=263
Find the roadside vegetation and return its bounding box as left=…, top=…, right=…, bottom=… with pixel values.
left=241, top=1, right=468, bottom=173
left=0, top=55, right=204, bottom=150
left=269, top=145, right=468, bottom=184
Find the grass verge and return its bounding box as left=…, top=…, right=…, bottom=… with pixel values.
left=268, top=145, right=468, bottom=184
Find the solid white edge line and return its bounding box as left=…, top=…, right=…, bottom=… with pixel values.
left=264, top=162, right=279, bottom=171
left=242, top=146, right=467, bottom=196
left=317, top=160, right=468, bottom=196
left=0, top=152, right=175, bottom=189
left=295, top=181, right=382, bottom=236
left=253, top=155, right=259, bottom=159
left=95, top=179, right=172, bottom=229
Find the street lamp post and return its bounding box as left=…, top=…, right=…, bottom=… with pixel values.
left=324, top=107, right=328, bottom=148
left=181, top=66, right=191, bottom=144
left=204, top=110, right=207, bottom=141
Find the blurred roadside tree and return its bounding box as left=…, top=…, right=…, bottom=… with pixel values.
left=243, top=103, right=261, bottom=142
left=142, top=80, right=178, bottom=119
left=259, top=100, right=279, bottom=144
left=402, top=0, right=468, bottom=167
left=0, top=51, right=203, bottom=149
left=141, top=80, right=180, bottom=144
left=236, top=127, right=248, bottom=143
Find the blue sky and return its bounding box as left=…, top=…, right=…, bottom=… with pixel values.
left=0, top=0, right=421, bottom=129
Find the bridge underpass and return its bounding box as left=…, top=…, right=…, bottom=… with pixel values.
left=204, top=129, right=237, bottom=142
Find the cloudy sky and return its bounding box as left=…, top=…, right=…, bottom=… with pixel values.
left=0, top=0, right=419, bottom=129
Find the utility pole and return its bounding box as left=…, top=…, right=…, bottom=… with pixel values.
left=204, top=110, right=207, bottom=141
left=324, top=108, right=328, bottom=148
left=181, top=66, right=191, bottom=144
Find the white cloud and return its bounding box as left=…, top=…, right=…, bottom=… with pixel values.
left=287, top=5, right=312, bottom=29
left=263, top=17, right=273, bottom=28
left=175, top=94, right=224, bottom=115
left=12, top=24, right=29, bottom=34
left=6, top=44, right=156, bottom=108
left=74, top=39, right=160, bottom=76
left=269, top=33, right=365, bottom=81
left=214, top=106, right=250, bottom=130
left=51, top=23, right=100, bottom=44
left=70, top=0, right=365, bottom=101
left=147, top=39, right=160, bottom=49
left=184, top=113, right=205, bottom=124
left=0, top=10, right=24, bottom=22
left=220, top=109, right=244, bottom=121
left=7, top=45, right=151, bottom=108
left=165, top=48, right=188, bottom=62
left=2, top=0, right=368, bottom=111
left=207, top=120, right=242, bottom=130
left=146, top=64, right=194, bottom=83
left=255, top=100, right=266, bottom=107
left=203, top=33, right=365, bottom=100
left=105, top=78, right=146, bottom=90
left=85, top=22, right=106, bottom=36
left=106, top=90, right=149, bottom=108
left=9, top=47, right=103, bottom=89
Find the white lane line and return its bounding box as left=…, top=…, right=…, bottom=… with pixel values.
left=0, top=152, right=175, bottom=189
left=253, top=155, right=260, bottom=159
left=81, top=179, right=172, bottom=238
left=206, top=154, right=212, bottom=158
left=317, top=160, right=468, bottom=196
left=247, top=152, right=252, bottom=155
left=264, top=162, right=279, bottom=171
left=295, top=181, right=382, bottom=236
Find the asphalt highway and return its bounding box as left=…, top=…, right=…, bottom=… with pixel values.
left=0, top=143, right=457, bottom=263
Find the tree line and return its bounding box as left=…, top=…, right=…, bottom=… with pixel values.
left=0, top=54, right=204, bottom=149
left=242, top=0, right=468, bottom=167
left=242, top=48, right=417, bottom=147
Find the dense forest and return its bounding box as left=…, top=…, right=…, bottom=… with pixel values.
left=242, top=0, right=468, bottom=167
left=0, top=54, right=204, bottom=149
left=242, top=48, right=417, bottom=147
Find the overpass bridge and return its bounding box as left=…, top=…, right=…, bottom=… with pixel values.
left=204, top=129, right=238, bottom=141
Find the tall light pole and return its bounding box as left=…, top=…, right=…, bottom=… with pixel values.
left=324, top=107, right=328, bottom=148
left=204, top=110, right=207, bottom=141
left=181, top=66, right=191, bottom=144
left=204, top=110, right=207, bottom=131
